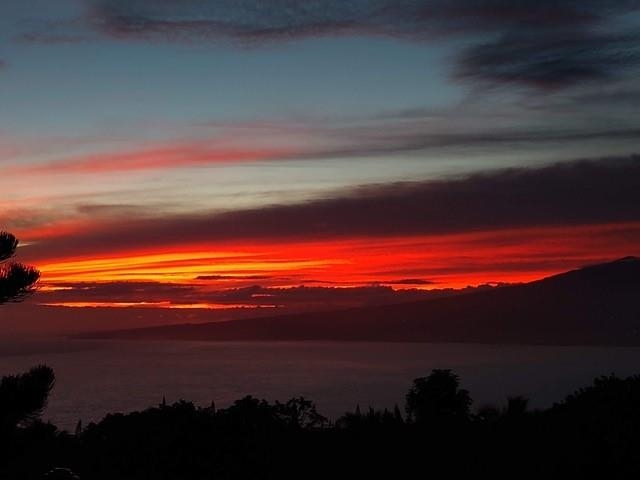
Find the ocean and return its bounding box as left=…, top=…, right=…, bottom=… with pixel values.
left=2, top=339, right=640, bottom=431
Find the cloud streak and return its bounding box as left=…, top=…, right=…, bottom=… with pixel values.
left=11, top=143, right=294, bottom=176
left=6, top=118, right=640, bottom=178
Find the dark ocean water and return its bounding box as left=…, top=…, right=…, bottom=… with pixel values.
left=2, top=339, right=640, bottom=431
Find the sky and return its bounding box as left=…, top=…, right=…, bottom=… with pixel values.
left=2, top=0, right=640, bottom=316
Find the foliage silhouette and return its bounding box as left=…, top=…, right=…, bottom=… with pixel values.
left=5, top=368, right=640, bottom=479
left=405, top=368, right=472, bottom=424
left=0, top=231, right=40, bottom=304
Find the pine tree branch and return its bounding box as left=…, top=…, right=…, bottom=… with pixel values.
left=0, top=231, right=19, bottom=262
left=0, top=262, right=40, bottom=304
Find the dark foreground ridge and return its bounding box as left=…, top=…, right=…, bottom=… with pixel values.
left=83, top=257, right=640, bottom=345
left=4, top=366, right=640, bottom=479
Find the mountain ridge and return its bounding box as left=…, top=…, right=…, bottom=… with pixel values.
left=78, top=257, right=640, bottom=345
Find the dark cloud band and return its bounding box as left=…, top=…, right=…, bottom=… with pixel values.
left=34, top=280, right=482, bottom=308
left=22, top=156, right=640, bottom=260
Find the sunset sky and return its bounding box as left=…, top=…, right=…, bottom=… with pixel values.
left=2, top=1, right=640, bottom=314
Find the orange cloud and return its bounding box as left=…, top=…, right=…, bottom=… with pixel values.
left=31, top=222, right=640, bottom=297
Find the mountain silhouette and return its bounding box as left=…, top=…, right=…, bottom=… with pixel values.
left=84, top=257, right=640, bottom=345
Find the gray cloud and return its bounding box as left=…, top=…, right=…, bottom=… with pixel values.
left=456, top=31, right=640, bottom=90
left=78, top=0, right=640, bottom=90
left=19, top=2, right=639, bottom=91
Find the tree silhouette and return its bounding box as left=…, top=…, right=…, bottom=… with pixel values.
left=405, top=369, right=472, bottom=424
left=0, top=231, right=40, bottom=304
left=0, top=365, right=55, bottom=431
left=275, top=397, right=327, bottom=429
left=0, top=234, right=51, bottom=433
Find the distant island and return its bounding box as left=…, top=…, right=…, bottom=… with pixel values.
left=79, top=257, right=640, bottom=346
